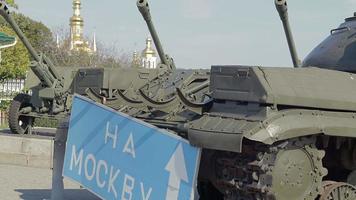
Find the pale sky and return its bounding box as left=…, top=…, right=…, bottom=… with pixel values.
left=14, top=0, right=356, bottom=68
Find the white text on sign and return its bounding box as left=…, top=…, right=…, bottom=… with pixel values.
left=68, top=121, right=153, bottom=200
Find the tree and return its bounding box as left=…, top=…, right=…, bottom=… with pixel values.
left=0, top=13, right=55, bottom=79
left=6, top=13, right=55, bottom=54
left=5, top=0, right=17, bottom=8
left=0, top=25, right=29, bottom=80
left=51, top=28, right=128, bottom=68
left=0, top=0, right=130, bottom=80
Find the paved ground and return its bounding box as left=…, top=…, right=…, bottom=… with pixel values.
left=0, top=164, right=100, bottom=200
left=0, top=129, right=100, bottom=199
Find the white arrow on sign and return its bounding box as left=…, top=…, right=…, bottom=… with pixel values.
left=165, top=143, right=189, bottom=200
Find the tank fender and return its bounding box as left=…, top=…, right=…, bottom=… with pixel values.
left=247, top=109, right=356, bottom=144
left=187, top=109, right=356, bottom=153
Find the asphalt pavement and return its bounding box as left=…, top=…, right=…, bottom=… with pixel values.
left=0, top=164, right=100, bottom=200
left=0, top=128, right=101, bottom=200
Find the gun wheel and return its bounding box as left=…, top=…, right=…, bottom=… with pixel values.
left=8, top=93, right=34, bottom=134
left=319, top=182, right=356, bottom=200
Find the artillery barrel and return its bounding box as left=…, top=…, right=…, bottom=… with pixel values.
left=0, top=3, right=62, bottom=88
left=0, top=3, right=41, bottom=62
left=275, top=0, right=301, bottom=68
left=137, top=0, right=169, bottom=66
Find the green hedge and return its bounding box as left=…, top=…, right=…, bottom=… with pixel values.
left=0, top=100, right=10, bottom=111
left=34, top=118, right=58, bottom=128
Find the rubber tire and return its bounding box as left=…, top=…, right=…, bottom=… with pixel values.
left=8, top=93, right=33, bottom=134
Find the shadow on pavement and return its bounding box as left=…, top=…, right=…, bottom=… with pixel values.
left=15, top=189, right=101, bottom=200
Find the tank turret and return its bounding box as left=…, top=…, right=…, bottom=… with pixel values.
left=137, top=0, right=175, bottom=70
left=303, top=12, right=356, bottom=72
left=275, top=0, right=301, bottom=68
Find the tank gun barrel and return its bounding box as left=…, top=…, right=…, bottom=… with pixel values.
left=137, top=0, right=173, bottom=69
left=0, top=3, right=62, bottom=88
left=275, top=0, right=301, bottom=68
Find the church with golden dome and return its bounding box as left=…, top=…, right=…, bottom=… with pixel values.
left=69, top=0, right=96, bottom=53
left=132, top=37, right=158, bottom=69
left=141, top=37, right=157, bottom=69
left=67, top=0, right=158, bottom=66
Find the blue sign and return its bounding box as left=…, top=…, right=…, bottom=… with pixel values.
left=63, top=95, right=201, bottom=200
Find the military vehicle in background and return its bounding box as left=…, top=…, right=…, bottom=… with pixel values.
left=0, top=2, right=209, bottom=134
left=130, top=0, right=356, bottom=199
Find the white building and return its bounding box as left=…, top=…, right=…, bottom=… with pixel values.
left=141, top=37, right=157, bottom=69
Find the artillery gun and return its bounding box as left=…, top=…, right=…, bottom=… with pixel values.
left=0, top=2, right=68, bottom=134
left=90, top=0, right=212, bottom=130
left=0, top=2, right=166, bottom=134
left=128, top=0, right=356, bottom=199
left=0, top=2, right=210, bottom=134
left=84, top=0, right=211, bottom=126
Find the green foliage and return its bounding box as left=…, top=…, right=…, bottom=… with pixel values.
left=5, top=0, right=17, bottom=8
left=0, top=100, right=10, bottom=111
left=0, top=13, right=55, bottom=79
left=0, top=3, right=127, bottom=80
left=8, top=13, right=55, bottom=55
left=0, top=26, right=29, bottom=80
left=34, top=118, right=58, bottom=128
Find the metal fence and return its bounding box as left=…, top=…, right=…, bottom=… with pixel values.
left=0, top=79, right=24, bottom=128
left=0, top=79, right=25, bottom=100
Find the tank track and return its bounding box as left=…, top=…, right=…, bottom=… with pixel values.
left=212, top=138, right=327, bottom=200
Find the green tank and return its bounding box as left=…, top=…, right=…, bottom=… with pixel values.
left=130, top=0, right=356, bottom=199
left=5, top=0, right=356, bottom=198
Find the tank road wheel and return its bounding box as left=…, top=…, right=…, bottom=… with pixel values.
left=8, top=94, right=34, bottom=135
left=319, top=182, right=356, bottom=200
left=211, top=138, right=328, bottom=200
left=254, top=139, right=328, bottom=200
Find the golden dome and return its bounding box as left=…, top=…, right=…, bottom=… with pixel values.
left=142, top=37, right=156, bottom=57
left=73, top=0, right=81, bottom=5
